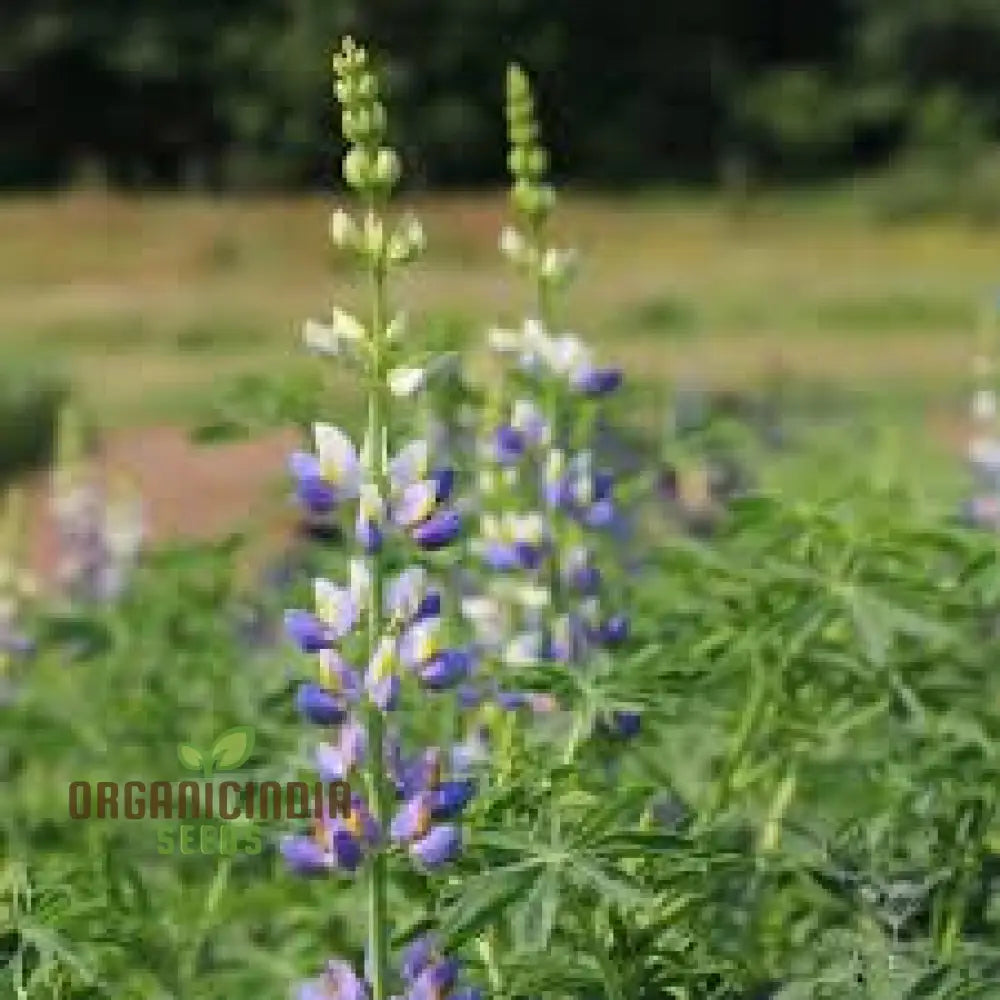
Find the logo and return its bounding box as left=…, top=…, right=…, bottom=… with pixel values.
left=177, top=725, right=255, bottom=780
left=67, top=725, right=351, bottom=857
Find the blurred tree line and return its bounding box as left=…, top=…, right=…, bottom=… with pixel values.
left=4, top=0, right=1000, bottom=190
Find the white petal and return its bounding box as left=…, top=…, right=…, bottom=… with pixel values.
left=302, top=319, right=341, bottom=356
left=386, top=311, right=408, bottom=342
left=388, top=367, right=427, bottom=398
left=487, top=327, right=520, bottom=354
left=331, top=307, right=366, bottom=342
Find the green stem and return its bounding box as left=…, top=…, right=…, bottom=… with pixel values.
left=364, top=208, right=391, bottom=1000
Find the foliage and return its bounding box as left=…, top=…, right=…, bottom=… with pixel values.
left=4, top=33, right=1000, bottom=1000
left=7, top=0, right=1000, bottom=187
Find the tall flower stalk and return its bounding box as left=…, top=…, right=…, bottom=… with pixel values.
left=283, top=39, right=480, bottom=1000
left=964, top=295, right=1000, bottom=530
left=483, top=66, right=637, bottom=766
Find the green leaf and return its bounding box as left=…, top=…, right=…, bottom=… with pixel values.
left=177, top=743, right=204, bottom=771
left=440, top=862, right=543, bottom=949
left=209, top=725, right=255, bottom=770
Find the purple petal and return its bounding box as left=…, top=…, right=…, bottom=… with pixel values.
left=367, top=673, right=400, bottom=712
left=390, top=794, right=431, bottom=843
left=329, top=826, right=364, bottom=871
left=280, top=835, right=330, bottom=875
left=583, top=498, right=615, bottom=528
left=419, top=648, right=471, bottom=690
left=600, top=615, right=630, bottom=646
left=400, top=934, right=438, bottom=984
left=356, top=518, right=383, bottom=554
left=432, top=467, right=456, bottom=503
left=410, top=825, right=461, bottom=868
left=284, top=610, right=333, bottom=652
left=392, top=480, right=436, bottom=529
left=298, top=959, right=370, bottom=1000
left=481, top=541, right=519, bottom=571
left=412, top=510, right=461, bottom=550
left=572, top=366, right=622, bottom=395
left=494, top=425, right=525, bottom=464
left=429, top=780, right=475, bottom=820
left=296, top=683, right=348, bottom=725
left=408, top=959, right=460, bottom=1000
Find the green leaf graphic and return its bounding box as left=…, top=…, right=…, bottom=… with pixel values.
left=178, top=743, right=204, bottom=771
left=210, top=725, right=255, bottom=771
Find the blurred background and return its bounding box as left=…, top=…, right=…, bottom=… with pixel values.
left=3, top=0, right=1000, bottom=563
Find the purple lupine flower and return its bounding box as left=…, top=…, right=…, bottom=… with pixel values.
left=596, top=710, right=641, bottom=741
left=412, top=510, right=462, bottom=550
left=415, top=591, right=442, bottom=620
left=280, top=835, right=331, bottom=875
left=297, top=959, right=370, bottom=1000
left=428, top=780, right=475, bottom=819
left=481, top=540, right=520, bottom=571
left=571, top=366, right=622, bottom=396
left=390, top=793, right=463, bottom=868
left=284, top=610, right=336, bottom=653
left=582, top=497, right=615, bottom=529
left=406, top=958, right=460, bottom=1000
left=296, top=683, right=349, bottom=725
left=410, top=824, right=461, bottom=868
left=317, top=719, right=366, bottom=780
left=355, top=516, right=382, bottom=554
left=600, top=615, right=630, bottom=646
left=289, top=452, right=337, bottom=514
left=400, top=935, right=437, bottom=983
left=419, top=648, right=472, bottom=690
left=494, top=425, right=525, bottom=464
left=432, top=467, right=456, bottom=503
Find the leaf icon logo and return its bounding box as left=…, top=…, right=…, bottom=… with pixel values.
left=210, top=726, right=255, bottom=772
left=178, top=743, right=205, bottom=772
left=177, top=726, right=255, bottom=780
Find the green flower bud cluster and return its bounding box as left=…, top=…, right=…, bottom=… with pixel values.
left=504, top=65, right=555, bottom=226
left=502, top=65, right=576, bottom=305
left=328, top=39, right=424, bottom=271
left=333, top=38, right=401, bottom=199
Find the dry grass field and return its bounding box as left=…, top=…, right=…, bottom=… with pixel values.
left=1, top=190, right=990, bottom=564
left=2, top=190, right=996, bottom=425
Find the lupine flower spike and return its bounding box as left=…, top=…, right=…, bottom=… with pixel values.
left=284, top=38, right=483, bottom=1000
left=477, top=64, right=640, bottom=756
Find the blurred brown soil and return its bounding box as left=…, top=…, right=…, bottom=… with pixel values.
left=22, top=424, right=301, bottom=586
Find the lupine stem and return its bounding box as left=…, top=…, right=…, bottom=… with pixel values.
left=364, top=210, right=391, bottom=1000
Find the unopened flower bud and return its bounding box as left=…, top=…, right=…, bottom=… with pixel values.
left=363, top=213, right=384, bottom=257
left=526, top=147, right=549, bottom=179
left=373, top=148, right=401, bottom=190
left=343, top=147, right=370, bottom=190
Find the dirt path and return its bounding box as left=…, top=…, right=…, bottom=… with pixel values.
left=23, top=424, right=301, bottom=583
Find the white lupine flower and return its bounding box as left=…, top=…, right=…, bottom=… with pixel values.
left=363, top=214, right=384, bottom=256
left=512, top=584, right=549, bottom=609
left=478, top=469, right=497, bottom=494
left=302, top=308, right=366, bottom=356
left=540, top=247, right=578, bottom=283
left=973, top=389, right=996, bottom=421
left=329, top=209, right=358, bottom=248
left=388, top=367, right=427, bottom=397
left=969, top=437, right=1000, bottom=472
left=461, top=596, right=506, bottom=648
left=499, top=226, right=527, bottom=261
left=504, top=632, right=543, bottom=667
left=487, top=326, right=520, bottom=354
left=544, top=333, right=591, bottom=376
left=501, top=468, right=519, bottom=489
left=386, top=311, right=408, bottom=343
